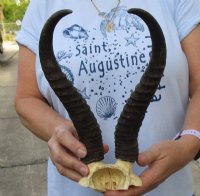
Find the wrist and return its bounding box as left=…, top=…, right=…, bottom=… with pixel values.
left=174, top=129, right=200, bottom=160
left=48, top=115, right=73, bottom=140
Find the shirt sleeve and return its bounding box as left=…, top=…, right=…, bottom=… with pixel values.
left=175, top=0, right=200, bottom=41
left=16, top=0, right=46, bottom=54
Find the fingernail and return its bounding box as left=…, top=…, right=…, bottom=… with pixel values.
left=78, top=148, right=86, bottom=158
left=80, top=167, right=88, bottom=176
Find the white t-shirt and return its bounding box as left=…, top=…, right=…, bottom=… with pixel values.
left=16, top=0, right=200, bottom=195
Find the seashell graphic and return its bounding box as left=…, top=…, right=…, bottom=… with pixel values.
left=63, top=24, right=89, bottom=39
left=96, top=96, right=117, bottom=119
left=59, top=65, right=74, bottom=84
left=56, top=50, right=72, bottom=62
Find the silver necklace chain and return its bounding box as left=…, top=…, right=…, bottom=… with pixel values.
left=91, top=0, right=120, bottom=32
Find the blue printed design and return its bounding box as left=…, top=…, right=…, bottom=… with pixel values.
left=96, top=96, right=117, bottom=119
left=78, top=87, right=90, bottom=99
left=131, top=14, right=145, bottom=32
left=151, top=84, right=165, bottom=102
left=100, top=6, right=144, bottom=37
left=56, top=50, right=72, bottom=62
left=63, top=24, right=89, bottom=39
left=59, top=65, right=74, bottom=84
left=125, top=33, right=139, bottom=47
left=56, top=5, right=165, bottom=120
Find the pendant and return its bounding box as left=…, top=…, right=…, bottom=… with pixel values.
left=106, top=22, right=113, bottom=32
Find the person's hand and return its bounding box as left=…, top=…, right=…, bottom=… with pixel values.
left=48, top=123, right=109, bottom=182
left=104, top=137, right=199, bottom=196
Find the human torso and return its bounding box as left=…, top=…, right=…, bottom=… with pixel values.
left=35, top=0, right=193, bottom=195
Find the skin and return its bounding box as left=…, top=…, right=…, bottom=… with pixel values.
left=15, top=24, right=200, bottom=195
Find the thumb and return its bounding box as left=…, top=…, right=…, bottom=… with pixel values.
left=137, top=146, right=161, bottom=167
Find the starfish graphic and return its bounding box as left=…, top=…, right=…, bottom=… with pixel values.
left=125, top=34, right=139, bottom=47
left=78, top=87, right=90, bottom=99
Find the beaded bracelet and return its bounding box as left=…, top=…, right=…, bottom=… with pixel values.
left=174, top=129, right=200, bottom=160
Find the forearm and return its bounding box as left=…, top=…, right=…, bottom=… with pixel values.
left=179, top=88, right=200, bottom=159
left=183, top=88, right=200, bottom=130
left=15, top=96, right=69, bottom=142
left=179, top=25, right=200, bottom=159
left=15, top=45, right=71, bottom=142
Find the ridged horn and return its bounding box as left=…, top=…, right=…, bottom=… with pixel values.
left=115, top=9, right=167, bottom=162
left=39, top=9, right=104, bottom=164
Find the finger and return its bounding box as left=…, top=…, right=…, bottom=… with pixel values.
left=48, top=140, right=88, bottom=176
left=54, top=125, right=87, bottom=158
left=55, top=163, right=83, bottom=182
left=103, top=144, right=109, bottom=154
left=137, top=146, right=161, bottom=166
left=105, top=187, right=142, bottom=196
left=135, top=169, right=163, bottom=194
left=104, top=190, right=125, bottom=196
left=134, top=160, right=168, bottom=195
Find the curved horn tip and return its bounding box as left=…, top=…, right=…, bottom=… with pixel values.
left=56, top=9, right=73, bottom=16
left=65, top=9, right=73, bottom=14
left=127, top=8, right=137, bottom=14
left=127, top=8, right=145, bottom=14
left=53, top=9, right=73, bottom=17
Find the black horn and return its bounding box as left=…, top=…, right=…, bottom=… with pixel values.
left=115, top=9, right=167, bottom=162
left=39, top=9, right=104, bottom=164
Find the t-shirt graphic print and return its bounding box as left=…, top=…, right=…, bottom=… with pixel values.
left=53, top=6, right=165, bottom=122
